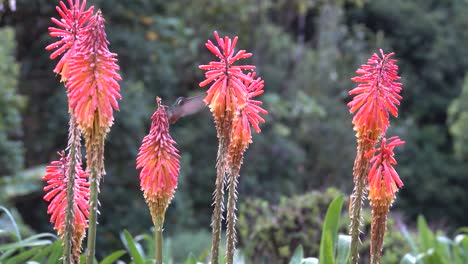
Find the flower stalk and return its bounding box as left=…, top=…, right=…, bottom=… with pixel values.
left=154, top=215, right=164, bottom=264
left=347, top=50, right=403, bottom=264
left=46, top=1, right=121, bottom=263
left=200, top=34, right=267, bottom=262
left=136, top=98, right=181, bottom=264
left=63, top=116, right=82, bottom=263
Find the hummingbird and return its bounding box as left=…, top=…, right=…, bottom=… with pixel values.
left=166, top=95, right=206, bottom=124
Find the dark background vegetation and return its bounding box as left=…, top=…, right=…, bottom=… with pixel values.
left=1, top=0, right=468, bottom=261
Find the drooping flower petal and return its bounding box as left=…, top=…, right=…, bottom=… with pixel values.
left=46, top=0, right=94, bottom=80
left=365, top=136, right=405, bottom=206
left=136, top=98, right=180, bottom=222
left=66, top=11, right=122, bottom=133
left=348, top=50, right=402, bottom=139
left=42, top=151, right=90, bottom=241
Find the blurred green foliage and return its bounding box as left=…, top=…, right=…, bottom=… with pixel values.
left=238, top=188, right=341, bottom=263
left=0, top=27, right=24, bottom=176
left=448, top=74, right=468, bottom=160
left=400, top=216, right=468, bottom=264
left=0, top=0, right=468, bottom=256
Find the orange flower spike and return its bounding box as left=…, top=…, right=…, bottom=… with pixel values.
left=230, top=75, right=267, bottom=155
left=136, top=98, right=181, bottom=222
left=365, top=136, right=405, bottom=206
left=199, top=31, right=255, bottom=131
left=66, top=11, right=122, bottom=133
left=43, top=151, right=90, bottom=243
left=46, top=0, right=94, bottom=80
left=348, top=50, right=402, bottom=139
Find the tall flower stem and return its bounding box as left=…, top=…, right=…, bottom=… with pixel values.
left=86, top=167, right=99, bottom=264
left=211, top=137, right=226, bottom=264
left=85, top=118, right=106, bottom=264
left=370, top=204, right=389, bottom=264
left=154, top=216, right=164, bottom=264
left=350, top=139, right=373, bottom=264
left=63, top=117, right=80, bottom=264
left=226, top=165, right=240, bottom=264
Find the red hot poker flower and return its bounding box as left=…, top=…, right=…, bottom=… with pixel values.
left=228, top=74, right=268, bottom=166
left=348, top=50, right=402, bottom=139
left=199, top=31, right=256, bottom=134
left=66, top=11, right=122, bottom=133
left=136, top=98, right=181, bottom=222
left=43, top=151, right=90, bottom=242
left=46, top=0, right=94, bottom=80
left=365, top=136, right=405, bottom=206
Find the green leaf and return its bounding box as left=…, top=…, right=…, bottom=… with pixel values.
left=400, top=224, right=418, bottom=255
left=418, top=215, right=436, bottom=252
left=435, top=236, right=452, bottom=261
left=319, top=195, right=344, bottom=264
left=289, top=245, right=304, bottom=264
left=184, top=253, right=198, bottom=264
left=0, top=206, right=21, bottom=241
left=100, top=250, right=126, bottom=264
left=0, top=239, right=52, bottom=251
left=121, top=230, right=145, bottom=264
left=336, top=234, right=351, bottom=264
left=30, top=243, right=54, bottom=262
left=46, top=239, right=63, bottom=264
left=4, top=246, right=42, bottom=264
left=302, top=257, right=319, bottom=264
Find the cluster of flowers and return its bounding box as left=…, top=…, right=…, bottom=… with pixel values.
left=42, top=0, right=121, bottom=262
left=199, top=32, right=267, bottom=263
left=348, top=49, right=405, bottom=263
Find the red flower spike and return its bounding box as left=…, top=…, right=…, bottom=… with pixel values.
left=66, top=11, right=122, bottom=132
left=199, top=31, right=255, bottom=132
left=348, top=50, right=402, bottom=139
left=46, top=0, right=94, bottom=80
left=228, top=74, right=268, bottom=166
left=136, top=98, right=181, bottom=221
left=365, top=136, right=405, bottom=206
left=43, top=151, right=90, bottom=239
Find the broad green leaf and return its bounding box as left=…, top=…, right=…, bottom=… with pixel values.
left=135, top=233, right=155, bottom=258
left=319, top=195, right=344, bottom=264
left=100, top=250, right=126, bottom=264
left=31, top=243, right=54, bottom=262
left=184, top=253, right=198, bottom=264
left=422, top=249, right=449, bottom=264
left=4, top=246, right=42, bottom=264
left=336, top=234, right=351, bottom=264
left=418, top=215, right=436, bottom=251
left=46, top=239, right=63, bottom=264
left=0, top=240, right=52, bottom=251
left=400, top=224, right=418, bottom=255
left=302, top=257, right=319, bottom=264
left=435, top=236, right=452, bottom=261
left=290, top=245, right=304, bottom=264
left=121, top=230, right=145, bottom=264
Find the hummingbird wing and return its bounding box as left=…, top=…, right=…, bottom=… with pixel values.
left=167, top=95, right=206, bottom=124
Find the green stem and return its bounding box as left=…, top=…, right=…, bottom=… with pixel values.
left=86, top=168, right=99, bottom=264
left=154, top=216, right=164, bottom=264
left=211, top=137, right=226, bottom=264
left=226, top=166, right=239, bottom=264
